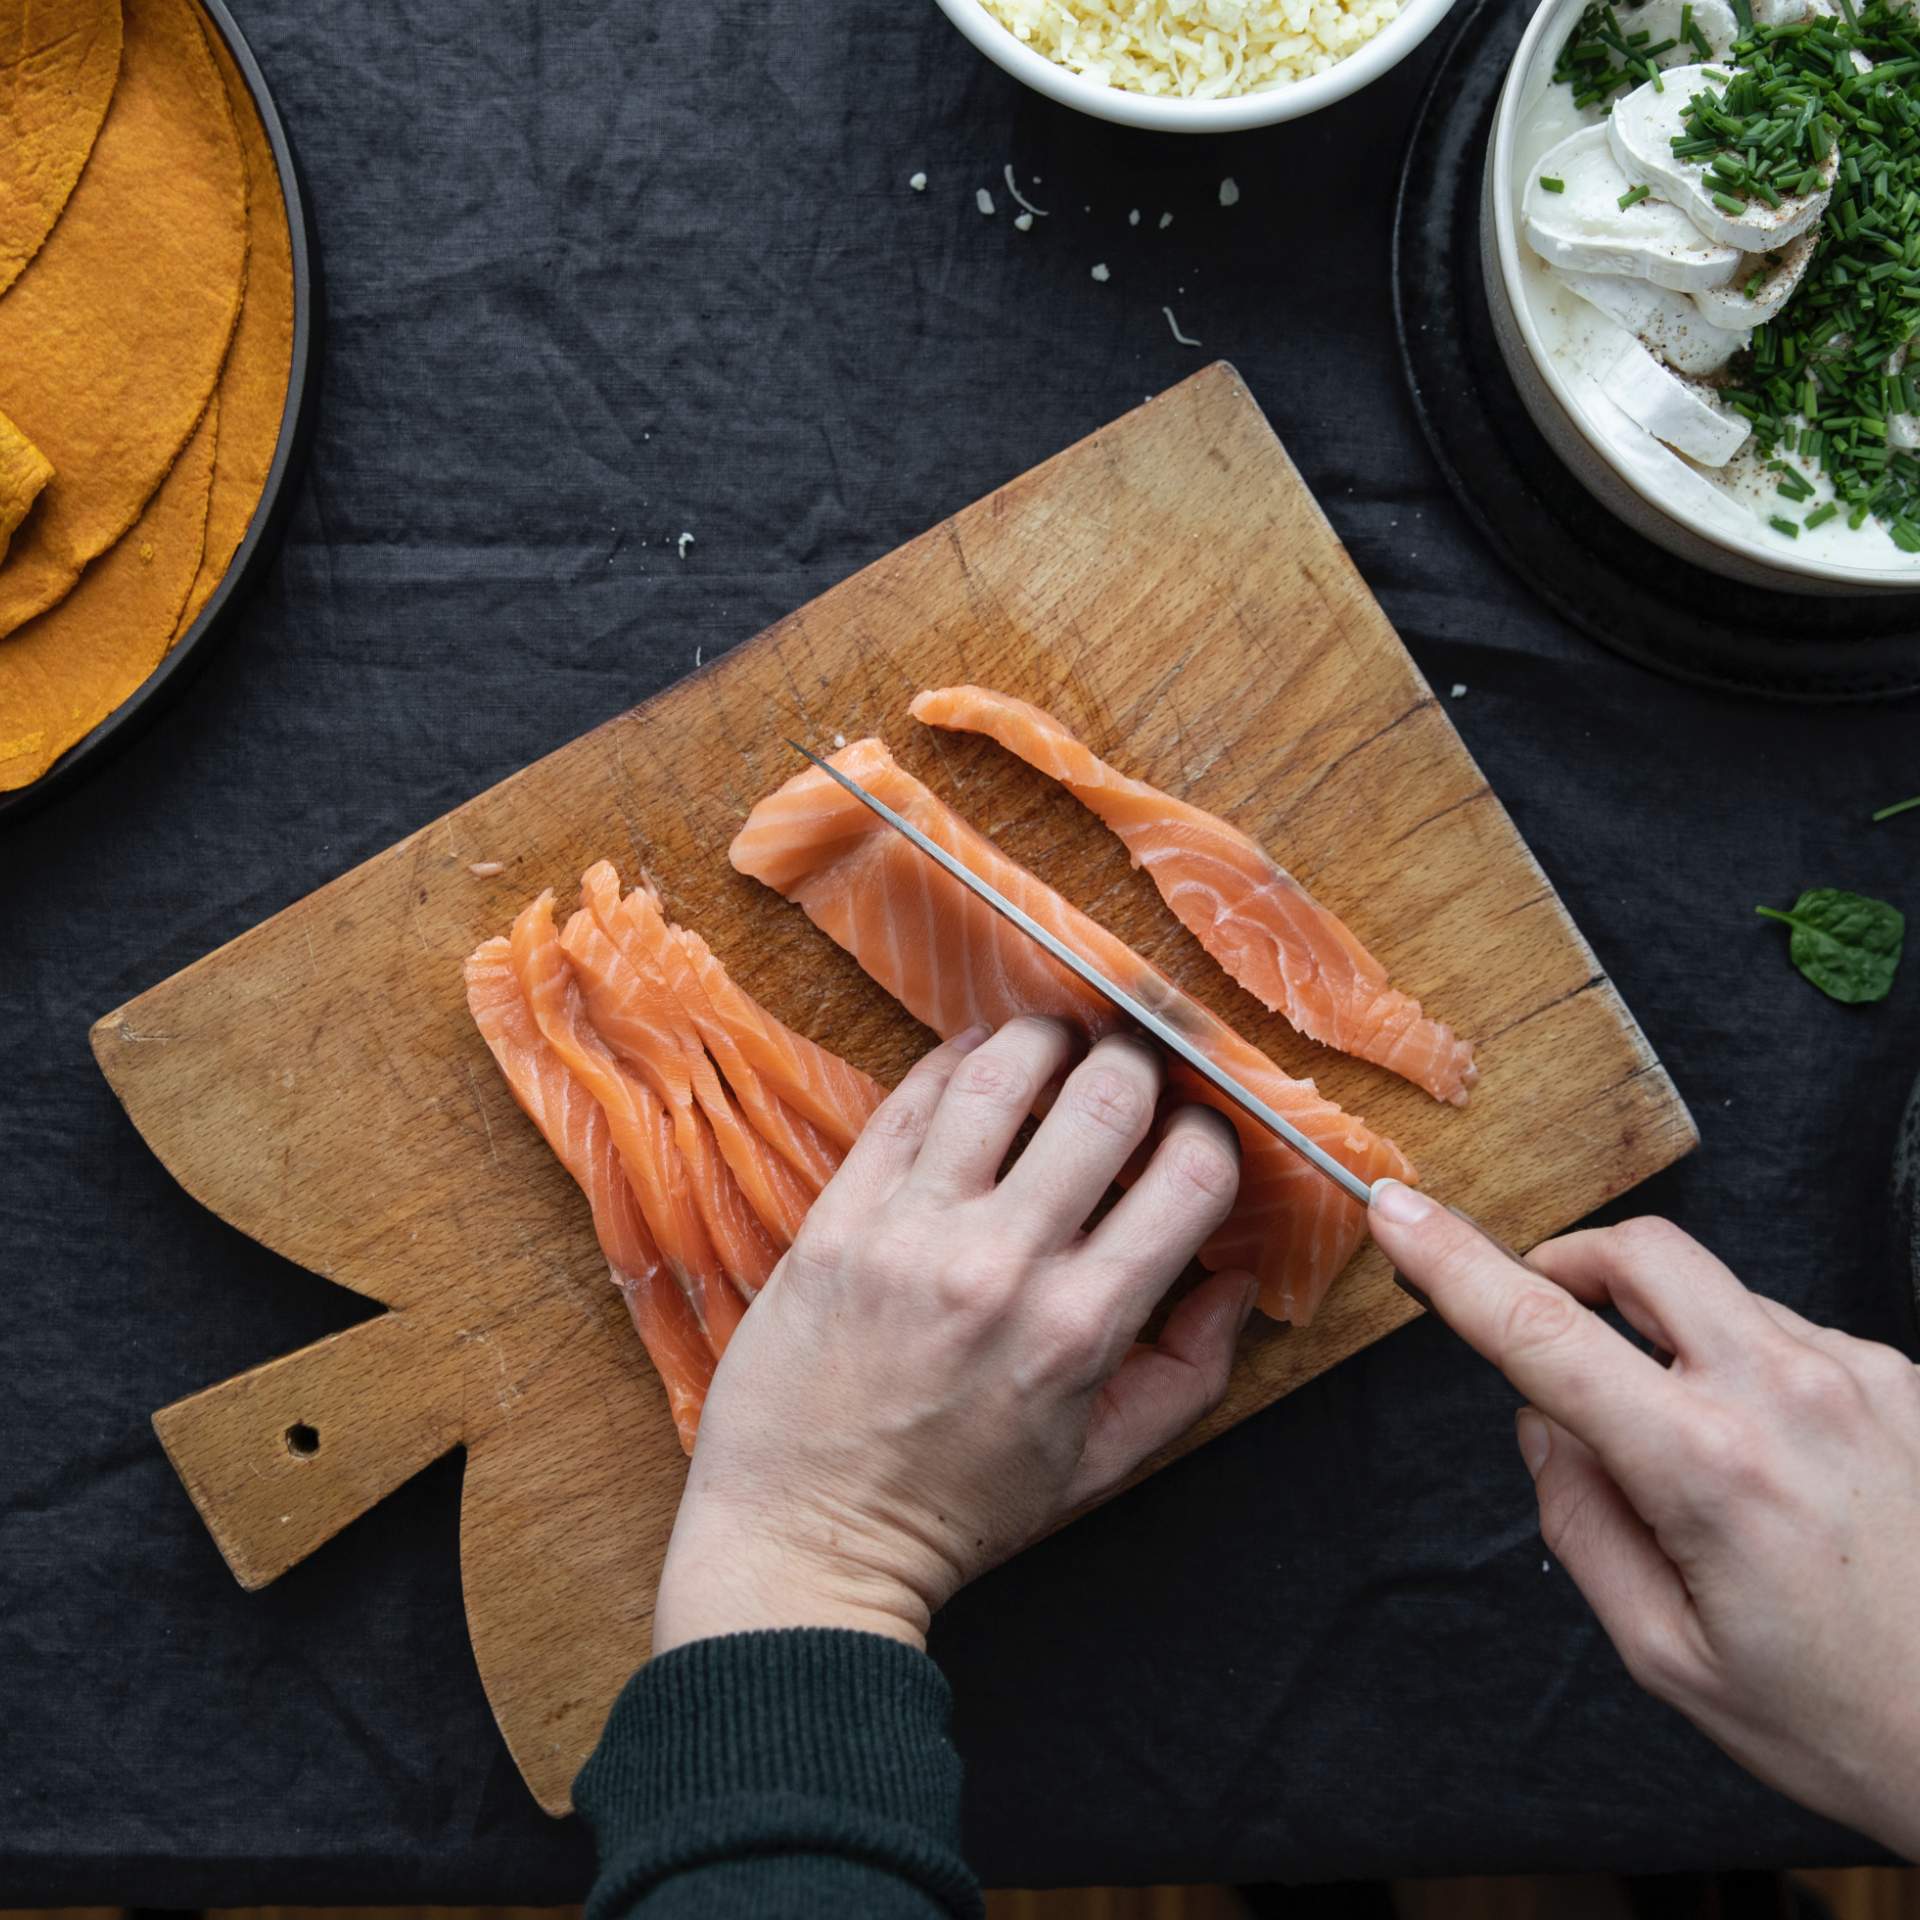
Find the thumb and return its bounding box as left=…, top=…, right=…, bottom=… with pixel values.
left=1520, top=1408, right=1700, bottom=1701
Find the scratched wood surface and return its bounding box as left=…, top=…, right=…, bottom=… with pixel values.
left=91, top=362, right=1697, bottom=1817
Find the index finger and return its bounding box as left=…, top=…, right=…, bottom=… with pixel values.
left=1368, top=1180, right=1683, bottom=1490
left=827, top=1024, right=990, bottom=1205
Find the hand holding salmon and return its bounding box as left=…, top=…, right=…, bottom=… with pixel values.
left=652, top=1019, right=1257, bottom=1653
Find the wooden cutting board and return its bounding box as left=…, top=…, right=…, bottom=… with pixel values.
left=93, top=362, right=1696, bottom=1816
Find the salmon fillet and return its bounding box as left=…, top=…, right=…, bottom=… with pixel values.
left=731, top=738, right=1415, bottom=1323
left=563, top=896, right=802, bottom=1270
left=610, top=880, right=883, bottom=1176
left=576, top=863, right=816, bottom=1244
left=911, top=685, right=1478, bottom=1108
left=509, top=893, right=747, bottom=1353
left=464, top=938, right=713, bottom=1451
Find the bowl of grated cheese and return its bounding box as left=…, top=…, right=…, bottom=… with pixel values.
left=931, top=0, right=1459, bottom=128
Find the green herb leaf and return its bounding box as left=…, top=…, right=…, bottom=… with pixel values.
left=1755, top=888, right=1904, bottom=1002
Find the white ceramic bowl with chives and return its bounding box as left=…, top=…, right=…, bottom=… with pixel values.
left=1484, top=0, right=1920, bottom=595
left=930, top=0, right=1461, bottom=130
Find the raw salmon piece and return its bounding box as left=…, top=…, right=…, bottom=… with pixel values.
left=562, top=902, right=786, bottom=1284
left=464, top=939, right=712, bottom=1452
left=911, top=685, right=1478, bottom=1108
left=510, top=894, right=746, bottom=1354
left=731, top=739, right=1415, bottom=1324
left=605, top=878, right=881, bottom=1178
left=575, top=862, right=815, bottom=1244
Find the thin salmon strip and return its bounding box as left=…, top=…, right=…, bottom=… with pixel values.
left=731, top=738, right=1415, bottom=1324
left=509, top=893, right=746, bottom=1354
left=562, top=902, right=786, bottom=1285
left=464, top=939, right=713, bottom=1452
left=575, top=863, right=815, bottom=1245
left=911, top=685, right=1478, bottom=1108
left=610, top=879, right=882, bottom=1176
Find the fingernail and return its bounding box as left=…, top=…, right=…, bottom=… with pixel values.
left=1370, top=1178, right=1435, bottom=1227
left=1516, top=1408, right=1551, bottom=1479
left=1237, top=1276, right=1260, bottom=1331
left=951, top=1023, right=991, bottom=1053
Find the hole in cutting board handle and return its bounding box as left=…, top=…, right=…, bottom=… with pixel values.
left=285, top=1422, right=320, bottom=1459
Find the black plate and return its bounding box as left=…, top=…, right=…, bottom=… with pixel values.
left=1392, top=0, right=1920, bottom=704
left=0, top=0, right=320, bottom=825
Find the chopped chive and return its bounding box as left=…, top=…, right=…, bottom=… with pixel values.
left=1618, top=183, right=1653, bottom=208
left=1540, top=175, right=1566, bottom=192
left=1768, top=515, right=1802, bottom=536
left=1873, top=793, right=1920, bottom=822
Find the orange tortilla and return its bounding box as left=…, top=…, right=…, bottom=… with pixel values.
left=174, top=19, right=291, bottom=640
left=0, top=406, right=52, bottom=565
left=0, top=0, right=124, bottom=295
left=0, top=392, right=216, bottom=789
left=0, top=0, right=246, bottom=642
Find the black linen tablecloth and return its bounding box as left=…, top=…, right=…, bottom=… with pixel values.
left=3, top=0, right=1917, bottom=1902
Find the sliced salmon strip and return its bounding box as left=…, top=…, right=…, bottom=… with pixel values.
left=562, top=903, right=785, bottom=1286
left=464, top=938, right=712, bottom=1451
left=911, top=685, right=1478, bottom=1108
left=731, top=738, right=1415, bottom=1324
left=509, top=893, right=746, bottom=1354
left=606, top=879, right=881, bottom=1180
left=575, top=863, right=814, bottom=1245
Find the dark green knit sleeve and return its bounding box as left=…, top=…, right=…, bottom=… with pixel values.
left=575, top=1628, right=983, bottom=1920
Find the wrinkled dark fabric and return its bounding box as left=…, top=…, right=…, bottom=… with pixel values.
left=1, top=0, right=1916, bottom=1903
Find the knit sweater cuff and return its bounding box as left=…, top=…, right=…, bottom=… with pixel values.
left=576, top=1628, right=976, bottom=1918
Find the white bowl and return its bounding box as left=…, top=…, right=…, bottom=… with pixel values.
left=1484, top=0, right=1920, bottom=594
left=930, top=0, right=1460, bottom=130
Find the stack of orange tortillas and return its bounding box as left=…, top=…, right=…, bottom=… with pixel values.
left=0, top=0, right=294, bottom=792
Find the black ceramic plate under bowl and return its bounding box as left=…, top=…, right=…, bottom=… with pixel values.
left=1393, top=0, right=1920, bottom=704
left=0, top=0, right=319, bottom=826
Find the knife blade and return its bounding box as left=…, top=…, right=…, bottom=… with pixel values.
left=786, top=740, right=1377, bottom=1209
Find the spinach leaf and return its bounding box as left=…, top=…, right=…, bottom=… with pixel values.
left=1756, top=890, right=1904, bottom=1005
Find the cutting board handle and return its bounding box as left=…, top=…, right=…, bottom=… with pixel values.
left=152, top=1311, right=465, bottom=1590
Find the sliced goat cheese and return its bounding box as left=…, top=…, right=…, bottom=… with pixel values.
left=1624, top=0, right=1741, bottom=60
left=1565, top=363, right=1761, bottom=538
left=1609, top=66, right=1836, bottom=250
left=1525, top=126, right=1740, bottom=293
left=1600, top=335, right=1751, bottom=464
left=1690, top=228, right=1818, bottom=328
left=1562, top=270, right=1749, bottom=374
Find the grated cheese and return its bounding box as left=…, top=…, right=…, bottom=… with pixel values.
left=1219, top=175, right=1240, bottom=206
left=973, top=0, right=1401, bottom=98
left=976, top=187, right=997, bottom=215
left=1003, top=164, right=1049, bottom=215
left=1163, top=305, right=1201, bottom=345
left=910, top=170, right=928, bottom=191
left=677, top=531, right=694, bottom=559
left=1159, top=211, right=1174, bottom=228
left=1014, top=210, right=1035, bottom=231
left=1090, top=261, right=1111, bottom=281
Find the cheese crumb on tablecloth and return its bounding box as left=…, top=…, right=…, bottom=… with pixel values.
left=1090, top=261, right=1110, bottom=282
